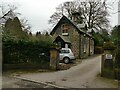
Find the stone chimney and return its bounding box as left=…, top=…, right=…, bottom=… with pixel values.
left=72, top=12, right=86, bottom=30
left=72, top=12, right=80, bottom=24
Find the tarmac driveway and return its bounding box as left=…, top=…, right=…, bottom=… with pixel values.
left=18, top=55, right=119, bottom=88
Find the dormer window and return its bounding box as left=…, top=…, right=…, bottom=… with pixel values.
left=61, top=24, right=69, bottom=36
left=63, top=29, right=68, bottom=33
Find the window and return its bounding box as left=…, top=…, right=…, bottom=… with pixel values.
left=83, top=37, right=87, bottom=53
left=62, top=29, right=68, bottom=33
left=62, top=24, right=69, bottom=30
left=83, top=44, right=86, bottom=53
left=58, top=42, right=61, bottom=48
left=61, top=24, right=69, bottom=35
left=60, top=50, right=70, bottom=53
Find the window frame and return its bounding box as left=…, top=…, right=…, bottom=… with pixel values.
left=61, top=24, right=69, bottom=34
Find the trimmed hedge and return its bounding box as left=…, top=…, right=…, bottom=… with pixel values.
left=95, top=46, right=104, bottom=54
left=101, top=68, right=115, bottom=79
left=114, top=69, right=120, bottom=80
left=2, top=39, right=52, bottom=66
left=3, top=63, right=50, bottom=70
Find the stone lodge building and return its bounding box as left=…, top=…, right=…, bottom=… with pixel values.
left=50, top=14, right=94, bottom=59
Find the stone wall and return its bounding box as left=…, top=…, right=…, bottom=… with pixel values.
left=69, top=27, right=80, bottom=58
left=52, top=25, right=62, bottom=38
left=90, top=38, right=94, bottom=55
left=86, top=37, right=90, bottom=57
left=52, top=24, right=80, bottom=58
left=52, top=23, right=94, bottom=59
left=80, top=35, right=94, bottom=58
left=3, top=63, right=50, bottom=70
left=80, top=35, right=89, bottom=58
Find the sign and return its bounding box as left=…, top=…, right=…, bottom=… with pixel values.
left=105, top=54, right=112, bottom=59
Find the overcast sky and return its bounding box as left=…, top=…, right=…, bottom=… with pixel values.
left=0, top=0, right=119, bottom=34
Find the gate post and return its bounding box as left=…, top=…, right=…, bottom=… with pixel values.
left=101, top=54, right=105, bottom=76
left=50, top=46, right=59, bottom=70
left=101, top=42, right=116, bottom=79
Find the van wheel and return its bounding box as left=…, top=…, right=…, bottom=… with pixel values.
left=64, top=57, right=70, bottom=64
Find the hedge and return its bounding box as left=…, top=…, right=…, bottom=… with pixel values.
left=2, top=39, right=52, bottom=66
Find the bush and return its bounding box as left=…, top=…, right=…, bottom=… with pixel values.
left=114, top=46, right=120, bottom=68
left=103, top=41, right=116, bottom=50
left=2, top=39, right=53, bottom=65
left=114, top=68, right=120, bottom=80
left=101, top=68, right=115, bottom=79
left=95, top=46, right=104, bottom=54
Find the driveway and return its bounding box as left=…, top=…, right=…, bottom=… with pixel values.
left=17, top=55, right=119, bottom=88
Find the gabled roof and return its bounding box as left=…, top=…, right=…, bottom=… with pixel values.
left=54, top=35, right=71, bottom=43
left=50, top=15, right=94, bottom=39
left=58, top=35, right=71, bottom=43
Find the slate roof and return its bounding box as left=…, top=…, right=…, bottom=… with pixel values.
left=53, top=35, right=71, bottom=43
left=50, top=15, right=94, bottom=39
left=58, top=35, right=71, bottom=43
left=0, top=18, right=6, bottom=24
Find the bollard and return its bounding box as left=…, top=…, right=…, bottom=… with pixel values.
left=101, top=54, right=105, bottom=76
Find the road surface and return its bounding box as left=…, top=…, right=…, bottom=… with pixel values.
left=16, top=55, right=119, bottom=88
left=2, top=75, right=55, bottom=88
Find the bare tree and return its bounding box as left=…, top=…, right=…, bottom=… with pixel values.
left=49, top=1, right=78, bottom=26
left=20, top=18, right=31, bottom=33
left=0, top=4, right=20, bottom=23
left=0, top=4, right=31, bottom=32
left=49, top=0, right=111, bottom=33
left=48, top=4, right=63, bottom=26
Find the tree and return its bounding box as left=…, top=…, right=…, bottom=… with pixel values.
left=111, top=25, right=120, bottom=68
left=111, top=25, right=120, bottom=45
left=49, top=1, right=79, bottom=26
left=3, top=17, right=29, bottom=41
left=36, top=31, right=41, bottom=37
left=20, top=18, right=31, bottom=33
left=93, top=32, right=104, bottom=46
left=100, top=29, right=110, bottom=42
left=0, top=4, right=31, bottom=32
left=78, top=0, right=111, bottom=32
left=29, top=32, right=32, bottom=36
left=0, top=4, right=20, bottom=24
left=49, top=0, right=111, bottom=33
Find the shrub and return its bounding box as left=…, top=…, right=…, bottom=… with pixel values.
left=2, top=39, right=53, bottom=64
left=114, top=46, right=120, bottom=68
